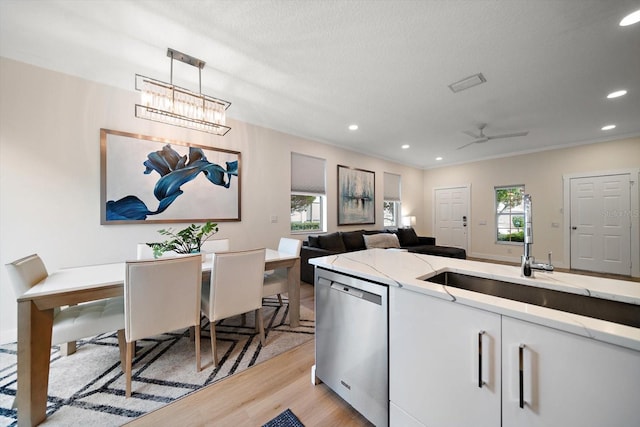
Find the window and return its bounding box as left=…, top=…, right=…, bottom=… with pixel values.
left=290, top=153, right=326, bottom=233
left=383, top=201, right=400, bottom=226
left=383, top=172, right=401, bottom=227
left=495, top=185, right=525, bottom=243
left=291, top=194, right=323, bottom=231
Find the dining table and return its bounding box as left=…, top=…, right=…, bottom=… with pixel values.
left=15, top=248, right=300, bottom=427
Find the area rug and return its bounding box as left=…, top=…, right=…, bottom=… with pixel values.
left=0, top=297, right=314, bottom=426
left=262, top=408, right=305, bottom=427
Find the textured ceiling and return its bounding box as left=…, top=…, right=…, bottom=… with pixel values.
left=1, top=0, right=639, bottom=169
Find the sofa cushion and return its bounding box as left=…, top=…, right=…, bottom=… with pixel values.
left=396, top=227, right=420, bottom=246
left=317, top=232, right=346, bottom=252
left=363, top=233, right=400, bottom=249
left=341, top=230, right=367, bottom=251
left=308, top=235, right=320, bottom=248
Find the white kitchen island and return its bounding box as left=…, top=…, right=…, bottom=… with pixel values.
left=310, top=249, right=640, bottom=427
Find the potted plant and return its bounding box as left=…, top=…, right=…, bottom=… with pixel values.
left=147, top=221, right=219, bottom=258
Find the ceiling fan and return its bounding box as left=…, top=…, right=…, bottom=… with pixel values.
left=457, top=123, right=529, bottom=150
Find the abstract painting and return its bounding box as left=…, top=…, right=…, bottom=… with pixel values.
left=100, top=129, right=240, bottom=224
left=337, top=165, right=375, bottom=225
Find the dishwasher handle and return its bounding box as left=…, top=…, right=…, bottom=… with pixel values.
left=330, top=282, right=382, bottom=305
left=331, top=282, right=364, bottom=298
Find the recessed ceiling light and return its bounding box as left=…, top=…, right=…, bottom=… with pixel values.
left=620, top=9, right=640, bottom=26
left=435, top=157, right=443, bottom=161
left=601, top=124, right=616, bottom=131
left=607, top=90, right=627, bottom=99
left=348, top=124, right=358, bottom=131
left=401, top=144, right=410, bottom=149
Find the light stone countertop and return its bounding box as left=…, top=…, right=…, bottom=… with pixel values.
left=310, top=249, right=640, bottom=351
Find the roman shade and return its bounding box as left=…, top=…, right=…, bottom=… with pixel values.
left=384, top=172, right=401, bottom=201
left=291, top=152, right=326, bottom=194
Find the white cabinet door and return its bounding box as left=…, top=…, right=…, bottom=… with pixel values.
left=389, top=287, right=501, bottom=426
left=502, top=316, right=640, bottom=427
left=390, top=402, right=425, bottom=427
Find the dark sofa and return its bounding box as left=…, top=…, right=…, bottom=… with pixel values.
left=300, top=227, right=466, bottom=284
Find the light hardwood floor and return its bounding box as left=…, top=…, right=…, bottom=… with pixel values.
left=126, top=283, right=373, bottom=427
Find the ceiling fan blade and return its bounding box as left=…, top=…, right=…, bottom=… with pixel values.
left=486, top=131, right=529, bottom=140
left=462, top=130, right=481, bottom=139
left=456, top=140, right=482, bottom=150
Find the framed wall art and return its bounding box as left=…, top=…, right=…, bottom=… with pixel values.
left=337, top=165, right=375, bottom=225
left=100, top=129, right=241, bottom=224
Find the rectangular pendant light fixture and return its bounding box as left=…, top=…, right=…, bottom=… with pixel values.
left=135, top=48, right=231, bottom=136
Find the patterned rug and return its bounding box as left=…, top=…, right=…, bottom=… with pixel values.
left=0, top=298, right=314, bottom=426
left=262, top=408, right=305, bottom=427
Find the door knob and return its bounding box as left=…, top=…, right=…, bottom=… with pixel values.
left=571, top=226, right=577, bottom=230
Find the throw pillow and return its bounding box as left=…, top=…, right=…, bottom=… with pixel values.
left=308, top=235, right=320, bottom=248
left=363, top=233, right=401, bottom=249
left=396, top=227, right=420, bottom=246
left=318, top=232, right=346, bottom=252
left=341, top=230, right=366, bottom=251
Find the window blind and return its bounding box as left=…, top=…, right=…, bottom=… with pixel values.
left=384, top=172, right=401, bottom=201
left=291, top=152, right=326, bottom=194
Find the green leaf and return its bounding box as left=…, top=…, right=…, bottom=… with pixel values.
left=151, top=222, right=219, bottom=255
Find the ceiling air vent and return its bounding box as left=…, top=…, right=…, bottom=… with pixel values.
left=448, top=73, right=487, bottom=93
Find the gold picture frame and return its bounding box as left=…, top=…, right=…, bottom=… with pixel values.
left=100, top=129, right=241, bottom=224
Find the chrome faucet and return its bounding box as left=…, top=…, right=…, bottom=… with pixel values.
left=521, top=194, right=554, bottom=277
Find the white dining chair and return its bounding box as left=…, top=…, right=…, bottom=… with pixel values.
left=123, top=254, right=202, bottom=397
left=201, top=248, right=266, bottom=367
left=263, top=238, right=302, bottom=305
left=198, top=239, right=230, bottom=290
left=200, top=238, right=230, bottom=254
left=5, top=254, right=125, bottom=357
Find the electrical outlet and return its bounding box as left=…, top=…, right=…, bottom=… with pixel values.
left=270, top=215, right=278, bottom=223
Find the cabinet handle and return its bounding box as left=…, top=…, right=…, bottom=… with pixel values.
left=519, top=344, right=525, bottom=409
left=478, top=330, right=485, bottom=388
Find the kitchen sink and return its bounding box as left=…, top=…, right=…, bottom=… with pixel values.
left=425, top=272, right=640, bottom=328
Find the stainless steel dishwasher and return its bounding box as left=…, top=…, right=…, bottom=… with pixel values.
left=314, top=267, right=388, bottom=427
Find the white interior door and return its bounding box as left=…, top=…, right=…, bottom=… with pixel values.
left=570, top=174, right=631, bottom=275
left=434, top=186, right=469, bottom=251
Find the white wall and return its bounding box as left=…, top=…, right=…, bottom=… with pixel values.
left=0, top=58, right=424, bottom=343
left=423, top=138, right=640, bottom=267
